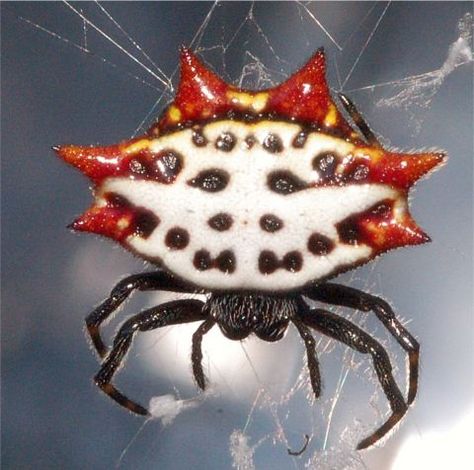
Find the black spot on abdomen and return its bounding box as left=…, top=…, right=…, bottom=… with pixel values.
left=292, top=130, right=308, bottom=148
left=282, top=251, right=303, bottom=272
left=347, top=164, right=369, bottom=182
left=165, top=227, right=190, bottom=250
left=194, top=250, right=212, bottom=271
left=188, top=169, right=229, bottom=192
left=245, top=135, right=256, bottom=149
left=267, top=171, right=307, bottom=195
left=258, top=250, right=279, bottom=274
left=193, top=249, right=237, bottom=274
left=133, top=210, right=160, bottom=238
left=192, top=127, right=208, bottom=147
left=312, top=152, right=338, bottom=182
left=263, top=133, right=283, bottom=153
left=215, top=132, right=236, bottom=152
left=128, top=149, right=183, bottom=184
left=259, top=214, right=284, bottom=233
left=336, top=218, right=361, bottom=245
left=307, top=233, right=335, bottom=255
left=258, top=250, right=303, bottom=274
left=208, top=213, right=233, bottom=231
left=215, top=250, right=236, bottom=273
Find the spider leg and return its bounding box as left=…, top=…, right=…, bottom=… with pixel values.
left=299, top=308, right=407, bottom=450
left=95, top=298, right=206, bottom=415
left=191, top=318, right=216, bottom=390
left=86, top=271, right=194, bottom=358
left=306, top=283, right=419, bottom=405
left=338, top=93, right=381, bottom=148
left=292, top=316, right=321, bottom=398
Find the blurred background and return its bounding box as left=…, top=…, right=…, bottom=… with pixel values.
left=2, top=2, right=473, bottom=469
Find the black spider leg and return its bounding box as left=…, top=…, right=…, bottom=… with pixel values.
left=299, top=307, right=407, bottom=450
left=191, top=318, right=216, bottom=390
left=95, top=299, right=206, bottom=415
left=306, top=283, right=419, bottom=405
left=338, top=93, right=382, bottom=148
left=85, top=271, right=193, bottom=358
left=292, top=316, right=321, bottom=398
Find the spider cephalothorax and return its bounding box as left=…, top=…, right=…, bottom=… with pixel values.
left=56, top=48, right=444, bottom=450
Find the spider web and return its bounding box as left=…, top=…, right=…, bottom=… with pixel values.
left=17, top=2, right=473, bottom=469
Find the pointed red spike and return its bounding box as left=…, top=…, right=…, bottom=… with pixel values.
left=266, top=49, right=353, bottom=135
left=338, top=149, right=446, bottom=190
left=338, top=199, right=431, bottom=254
left=376, top=151, right=446, bottom=189
left=54, top=143, right=126, bottom=184
left=178, top=46, right=232, bottom=111
left=54, top=138, right=186, bottom=185
left=361, top=212, right=431, bottom=253
left=383, top=152, right=446, bottom=188
left=70, top=204, right=134, bottom=242
left=149, top=48, right=356, bottom=135
left=155, top=48, right=234, bottom=133
left=70, top=194, right=159, bottom=243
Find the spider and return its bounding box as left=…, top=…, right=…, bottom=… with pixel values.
left=55, top=47, right=445, bottom=450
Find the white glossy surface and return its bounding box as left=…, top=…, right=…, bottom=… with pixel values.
left=100, top=120, right=400, bottom=290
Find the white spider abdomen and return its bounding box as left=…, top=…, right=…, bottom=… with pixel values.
left=98, top=120, right=400, bottom=291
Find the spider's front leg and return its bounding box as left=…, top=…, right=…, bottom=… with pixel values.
left=305, top=282, right=419, bottom=405
left=299, top=308, right=407, bottom=450
left=85, top=271, right=192, bottom=358
left=95, top=298, right=206, bottom=415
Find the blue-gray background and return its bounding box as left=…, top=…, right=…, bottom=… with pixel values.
left=2, top=2, right=473, bottom=469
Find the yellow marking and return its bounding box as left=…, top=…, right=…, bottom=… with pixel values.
left=125, top=139, right=150, bottom=154
left=335, top=153, right=354, bottom=175
left=168, top=105, right=182, bottom=122
left=354, top=147, right=383, bottom=163
left=96, top=198, right=107, bottom=208
left=117, top=218, right=130, bottom=230
left=323, top=103, right=338, bottom=127
left=227, top=91, right=269, bottom=113
left=252, top=92, right=269, bottom=112
left=366, top=221, right=387, bottom=246
left=350, top=131, right=359, bottom=140
left=201, top=107, right=213, bottom=118
left=393, top=198, right=407, bottom=220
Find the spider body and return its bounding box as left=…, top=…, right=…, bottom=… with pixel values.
left=56, top=48, right=445, bottom=450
